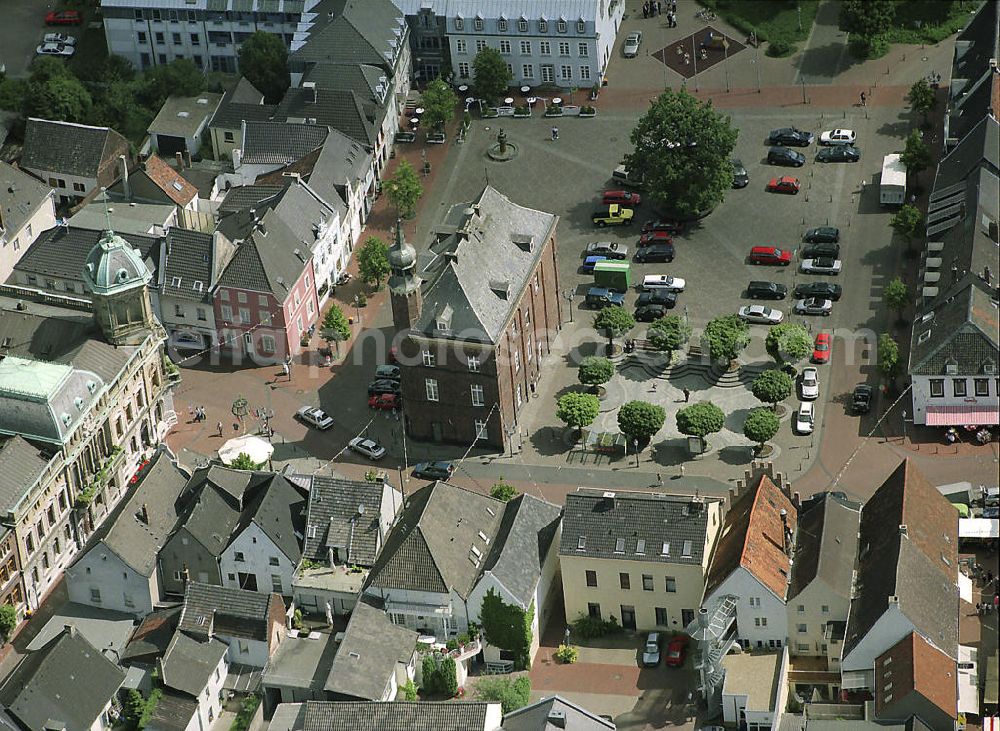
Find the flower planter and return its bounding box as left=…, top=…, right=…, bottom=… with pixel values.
left=513, top=110, right=531, bottom=118
left=579, top=110, right=597, bottom=118
left=544, top=108, right=563, bottom=117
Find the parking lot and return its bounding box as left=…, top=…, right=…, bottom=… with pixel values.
left=0, top=0, right=81, bottom=78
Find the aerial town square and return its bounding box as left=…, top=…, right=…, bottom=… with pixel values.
left=0, top=0, right=997, bottom=729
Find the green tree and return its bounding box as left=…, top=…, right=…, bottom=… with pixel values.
left=878, top=333, right=901, bottom=381
left=647, top=314, right=692, bottom=358
left=900, top=129, right=931, bottom=176
left=675, top=401, right=725, bottom=439
left=908, top=78, right=937, bottom=127
left=0, top=77, right=28, bottom=113
left=472, top=47, right=511, bottom=104
left=475, top=676, right=532, bottom=714
left=385, top=160, right=423, bottom=219
left=232, top=695, right=261, bottom=731
left=357, top=236, right=391, bottom=289
left=0, top=604, right=17, bottom=643
left=479, top=589, right=533, bottom=670
left=883, top=277, right=910, bottom=320
left=751, top=370, right=794, bottom=410
left=840, top=0, right=895, bottom=55
left=593, top=306, right=635, bottom=353
left=25, top=75, right=92, bottom=123
left=229, top=453, right=265, bottom=470
left=490, top=479, right=518, bottom=502
left=439, top=655, right=458, bottom=696
left=421, top=655, right=440, bottom=693
left=703, top=314, right=751, bottom=364
left=237, top=32, right=290, bottom=103
left=136, top=59, right=204, bottom=110
left=28, top=56, right=72, bottom=85
left=617, top=400, right=666, bottom=443
left=401, top=680, right=418, bottom=701
left=743, top=408, right=781, bottom=450
left=623, top=89, right=738, bottom=218
left=420, top=77, right=459, bottom=131
left=320, top=304, right=351, bottom=354
left=578, top=356, right=615, bottom=389
left=890, top=203, right=924, bottom=247
left=556, top=392, right=600, bottom=431
left=93, top=80, right=154, bottom=143
left=765, top=323, right=811, bottom=366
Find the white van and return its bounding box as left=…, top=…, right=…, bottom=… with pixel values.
left=641, top=274, right=686, bottom=292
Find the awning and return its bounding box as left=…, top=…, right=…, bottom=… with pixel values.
left=958, top=646, right=979, bottom=716
left=960, top=517, right=999, bottom=539
left=959, top=572, right=973, bottom=603
left=224, top=664, right=261, bottom=693
left=925, top=405, right=1000, bottom=426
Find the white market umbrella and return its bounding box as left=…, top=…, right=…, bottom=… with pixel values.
left=218, top=435, right=274, bottom=466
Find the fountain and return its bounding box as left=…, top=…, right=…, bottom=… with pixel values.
left=487, top=126, right=518, bottom=162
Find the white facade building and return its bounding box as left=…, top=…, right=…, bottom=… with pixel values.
left=220, top=520, right=298, bottom=597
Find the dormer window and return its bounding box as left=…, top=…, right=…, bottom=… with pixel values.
left=577, top=535, right=586, bottom=550
left=518, top=18, right=528, bottom=32
left=171, top=276, right=182, bottom=287
left=454, top=15, right=463, bottom=30
left=498, top=16, right=507, bottom=32
left=557, top=19, right=567, bottom=33
left=661, top=542, right=670, bottom=556
left=682, top=540, right=693, bottom=557
left=577, top=19, right=586, bottom=33
left=614, top=537, right=625, bottom=553
left=539, top=19, right=548, bottom=33
left=436, top=305, right=453, bottom=331
left=474, top=16, right=484, bottom=31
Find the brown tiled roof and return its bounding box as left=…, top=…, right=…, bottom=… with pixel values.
left=142, top=155, right=198, bottom=206
left=705, top=475, right=797, bottom=601
left=875, top=632, right=957, bottom=722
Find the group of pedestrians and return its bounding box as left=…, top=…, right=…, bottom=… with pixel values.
left=643, top=0, right=679, bottom=27
left=189, top=404, right=208, bottom=423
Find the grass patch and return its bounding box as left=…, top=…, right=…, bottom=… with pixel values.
left=883, top=0, right=979, bottom=44
left=700, top=0, right=820, bottom=43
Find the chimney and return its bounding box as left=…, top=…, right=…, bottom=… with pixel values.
left=792, top=491, right=801, bottom=510
left=302, top=81, right=317, bottom=103
left=602, top=491, right=616, bottom=509
left=183, top=149, right=192, bottom=168
left=64, top=624, right=77, bottom=638
left=232, top=148, right=242, bottom=169
left=175, top=151, right=184, bottom=169
left=328, top=547, right=335, bottom=566
left=138, top=504, right=149, bottom=524
left=546, top=710, right=567, bottom=729
left=984, top=265, right=993, bottom=284
left=118, top=155, right=130, bottom=200
left=182, top=564, right=190, bottom=584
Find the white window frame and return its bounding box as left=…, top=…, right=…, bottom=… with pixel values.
left=458, top=62, right=470, bottom=78
left=474, top=17, right=484, bottom=31
left=519, top=40, right=531, bottom=55
left=497, top=18, right=508, bottom=32
left=260, top=334, right=276, bottom=352
left=425, top=378, right=439, bottom=401
left=539, top=20, right=548, bottom=33
left=474, top=419, right=488, bottom=440
left=580, top=65, right=591, bottom=80
left=455, top=16, right=464, bottom=30
left=559, top=41, right=570, bottom=56
left=522, top=64, right=534, bottom=78
left=468, top=356, right=480, bottom=372
left=422, top=350, right=436, bottom=367
left=476, top=39, right=488, bottom=53
left=500, top=39, right=511, bottom=54
left=540, top=40, right=551, bottom=55
left=518, top=18, right=528, bottom=32
left=577, top=20, right=586, bottom=33
left=578, top=42, right=589, bottom=56
left=471, top=384, right=485, bottom=406
left=455, top=38, right=467, bottom=53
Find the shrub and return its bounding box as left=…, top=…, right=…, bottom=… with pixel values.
left=0, top=604, right=17, bottom=643
left=439, top=655, right=458, bottom=697
left=554, top=644, right=579, bottom=664
left=675, top=401, right=726, bottom=439
left=401, top=679, right=418, bottom=701
left=618, top=400, right=667, bottom=443
left=475, top=676, right=532, bottom=714
left=571, top=614, right=621, bottom=639
left=421, top=654, right=440, bottom=693
left=490, top=479, right=518, bottom=502
left=766, top=37, right=796, bottom=57
left=556, top=392, right=600, bottom=431
left=578, top=356, right=615, bottom=388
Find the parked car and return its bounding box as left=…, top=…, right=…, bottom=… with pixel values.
left=795, top=402, right=815, bottom=434
left=375, top=364, right=400, bottom=381
left=819, top=128, right=857, bottom=146
left=42, top=33, right=77, bottom=45
left=738, top=305, right=784, bottom=325
left=585, top=287, right=626, bottom=309
left=794, top=297, right=832, bottom=316
left=731, top=159, right=749, bottom=188
left=665, top=635, right=689, bottom=667
left=852, top=384, right=874, bottom=414
left=636, top=290, right=678, bottom=308
left=800, top=257, right=842, bottom=275
left=746, top=281, right=787, bottom=300
left=642, top=632, right=661, bottom=667
left=812, top=332, right=832, bottom=363
left=800, top=367, right=820, bottom=400
left=296, top=405, right=334, bottom=430
left=581, top=255, right=608, bottom=274
left=768, top=127, right=814, bottom=146
left=368, top=393, right=400, bottom=410
left=804, top=226, right=840, bottom=243
left=394, top=131, right=417, bottom=143
left=817, top=146, right=860, bottom=163
left=766, top=176, right=801, bottom=194
left=637, top=230, right=673, bottom=247
left=634, top=242, right=675, bottom=263
left=623, top=31, right=642, bottom=57
left=602, top=190, right=642, bottom=207
left=45, top=10, right=82, bottom=25
left=35, top=42, right=75, bottom=56
left=368, top=379, right=401, bottom=396
left=794, top=281, right=842, bottom=301
left=348, top=436, right=387, bottom=460
left=635, top=304, right=672, bottom=322
left=641, top=274, right=685, bottom=292
left=592, top=204, right=634, bottom=227
left=412, top=461, right=455, bottom=481
left=767, top=147, right=806, bottom=167
left=641, top=219, right=684, bottom=235
left=802, top=243, right=840, bottom=259
left=748, top=246, right=792, bottom=266
left=586, top=241, right=628, bottom=259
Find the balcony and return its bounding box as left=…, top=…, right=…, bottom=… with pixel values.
left=75, top=447, right=125, bottom=508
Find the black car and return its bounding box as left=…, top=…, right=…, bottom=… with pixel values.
left=804, top=226, right=840, bottom=243
left=635, top=304, right=671, bottom=322
left=794, top=281, right=843, bottom=301
left=731, top=159, right=749, bottom=188
left=634, top=242, right=675, bottom=263
left=767, top=146, right=805, bottom=167
left=368, top=379, right=401, bottom=396
left=746, top=281, right=788, bottom=300
left=768, top=127, right=814, bottom=146
left=636, top=290, right=678, bottom=308
left=852, top=384, right=874, bottom=414
left=412, top=461, right=455, bottom=480
left=802, top=243, right=841, bottom=259
left=817, top=146, right=860, bottom=163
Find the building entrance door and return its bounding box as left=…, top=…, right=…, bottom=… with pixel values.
left=620, top=605, right=636, bottom=630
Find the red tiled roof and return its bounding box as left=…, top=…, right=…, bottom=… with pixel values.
left=875, top=632, right=957, bottom=721
left=142, top=154, right=197, bottom=206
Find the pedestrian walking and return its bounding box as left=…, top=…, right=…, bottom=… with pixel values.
left=657, top=0, right=662, bottom=16
left=671, top=0, right=677, bottom=13
left=281, top=362, right=290, bottom=380
left=657, top=472, right=663, bottom=486
left=217, top=421, right=224, bottom=437
left=680, top=465, right=685, bottom=478
left=551, top=126, right=559, bottom=140
left=994, top=593, right=999, bottom=611
left=977, top=602, right=982, bottom=616
left=643, top=2, right=649, bottom=19
left=860, top=91, right=867, bottom=106
left=683, top=387, right=691, bottom=402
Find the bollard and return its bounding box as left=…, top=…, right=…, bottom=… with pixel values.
left=829, top=194, right=833, bottom=202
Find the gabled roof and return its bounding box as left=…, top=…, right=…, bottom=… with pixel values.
left=178, top=582, right=277, bottom=642
left=0, top=435, right=55, bottom=515
left=239, top=473, right=307, bottom=563
left=303, top=477, right=390, bottom=566
left=293, top=0, right=406, bottom=71
left=121, top=606, right=181, bottom=664
left=15, top=224, right=159, bottom=284
left=483, top=494, right=562, bottom=609
left=365, top=482, right=504, bottom=599
left=299, top=700, right=495, bottom=731
left=909, top=281, right=998, bottom=376
left=160, top=227, right=217, bottom=302
left=211, top=77, right=276, bottom=130
left=160, top=630, right=227, bottom=698
left=0, top=626, right=126, bottom=731
left=146, top=690, right=201, bottom=731
left=705, top=474, right=797, bottom=601
left=502, top=694, right=616, bottom=731
left=132, top=154, right=199, bottom=206
left=875, top=632, right=958, bottom=723
left=21, top=118, right=129, bottom=179
left=787, top=491, right=861, bottom=601
left=274, top=86, right=377, bottom=146
left=218, top=184, right=283, bottom=216
left=217, top=208, right=313, bottom=297
left=241, top=121, right=328, bottom=166
left=0, top=161, right=51, bottom=238
left=844, top=460, right=959, bottom=661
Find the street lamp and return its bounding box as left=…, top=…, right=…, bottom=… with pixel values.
left=633, top=439, right=640, bottom=468
left=564, top=289, right=575, bottom=323
left=684, top=305, right=690, bottom=326
left=353, top=295, right=363, bottom=328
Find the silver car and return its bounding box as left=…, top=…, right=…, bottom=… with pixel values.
left=800, top=367, right=820, bottom=400
left=296, top=405, right=334, bottom=430
left=738, top=305, right=784, bottom=325
left=349, top=437, right=386, bottom=460
left=623, top=32, right=642, bottom=58
left=795, top=401, right=815, bottom=434
left=793, top=297, right=833, bottom=316
left=642, top=632, right=661, bottom=667
left=35, top=42, right=75, bottom=57
left=43, top=33, right=77, bottom=45
left=800, top=257, right=842, bottom=275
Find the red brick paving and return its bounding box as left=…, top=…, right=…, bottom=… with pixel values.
left=531, top=654, right=644, bottom=697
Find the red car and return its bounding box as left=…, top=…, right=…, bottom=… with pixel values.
left=664, top=635, right=689, bottom=667
left=46, top=10, right=82, bottom=25
left=766, top=176, right=801, bottom=194
left=368, top=393, right=400, bottom=410
left=812, top=332, right=832, bottom=363
left=748, top=246, right=792, bottom=266
left=602, top=189, right=642, bottom=207
left=638, top=230, right=673, bottom=246
left=641, top=219, right=684, bottom=235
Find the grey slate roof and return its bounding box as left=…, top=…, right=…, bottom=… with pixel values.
left=502, top=695, right=616, bottom=731
left=909, top=282, right=998, bottom=375
left=241, top=121, right=328, bottom=166
left=300, top=700, right=493, bottom=731
left=146, top=689, right=200, bottom=731
left=218, top=184, right=283, bottom=215
left=211, top=78, right=275, bottom=130
left=324, top=597, right=417, bottom=700
left=0, top=161, right=51, bottom=239
left=946, top=0, right=999, bottom=144
left=160, top=228, right=216, bottom=302
left=0, top=435, right=54, bottom=515
left=179, top=581, right=276, bottom=642
left=560, top=488, right=717, bottom=566
left=240, top=473, right=307, bottom=563
left=304, top=477, right=388, bottom=565
left=268, top=181, right=340, bottom=256
left=365, top=482, right=504, bottom=598
left=274, top=87, right=377, bottom=146
left=21, top=118, right=129, bottom=179
left=15, top=224, right=159, bottom=284
left=176, top=481, right=248, bottom=557
left=482, top=494, right=562, bottom=609
left=414, top=186, right=558, bottom=343
left=787, top=492, right=861, bottom=601
left=160, top=630, right=227, bottom=698
left=293, top=0, right=406, bottom=70
left=0, top=627, right=126, bottom=731
left=217, top=208, right=313, bottom=297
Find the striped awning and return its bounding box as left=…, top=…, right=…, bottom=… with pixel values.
left=925, top=405, right=999, bottom=426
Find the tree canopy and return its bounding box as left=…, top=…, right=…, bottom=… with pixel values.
left=623, top=90, right=738, bottom=218
left=890, top=203, right=924, bottom=244
left=578, top=356, right=615, bottom=388
left=702, top=314, right=751, bottom=363
left=907, top=78, right=937, bottom=126
left=25, top=75, right=92, bottom=124
left=556, top=392, right=600, bottom=430
left=765, top=323, right=811, bottom=366
left=878, top=333, right=901, bottom=380
left=751, top=369, right=794, bottom=409
left=320, top=304, right=351, bottom=346
left=237, top=32, right=290, bottom=103
left=617, top=401, right=666, bottom=443
left=420, top=77, right=459, bottom=131
left=594, top=306, right=635, bottom=350
left=385, top=160, right=423, bottom=219
left=743, top=408, right=780, bottom=448
left=900, top=129, right=931, bottom=175
left=647, top=314, right=692, bottom=355
left=675, top=401, right=725, bottom=438
left=475, top=676, right=532, bottom=714
left=490, top=479, right=518, bottom=502
left=473, top=48, right=511, bottom=104
left=883, top=277, right=909, bottom=318
left=229, top=453, right=266, bottom=470
left=358, top=237, right=391, bottom=289
left=839, top=0, right=895, bottom=37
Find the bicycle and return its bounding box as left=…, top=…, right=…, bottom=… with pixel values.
left=696, top=8, right=717, bottom=21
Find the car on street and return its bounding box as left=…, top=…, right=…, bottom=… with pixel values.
left=641, top=219, right=684, bottom=235
left=794, top=281, right=842, bottom=301
left=804, top=226, right=840, bottom=243
left=348, top=437, right=386, bottom=460
left=767, top=147, right=806, bottom=167
left=795, top=402, right=815, bottom=434
left=585, top=287, right=626, bottom=309
left=586, top=241, right=628, bottom=259
left=819, top=128, right=857, bottom=145
left=602, top=190, right=642, bottom=207
left=731, top=159, right=749, bottom=188
left=642, top=632, right=661, bottom=667
left=665, top=635, right=689, bottom=667
left=637, top=229, right=674, bottom=246
left=296, top=405, right=334, bottom=430
left=800, top=257, right=842, bottom=275
left=375, top=364, right=400, bottom=381
left=794, top=297, right=833, bottom=316
left=746, top=281, right=787, bottom=300
left=766, top=176, right=801, bottom=194
left=852, top=384, right=874, bottom=414
left=46, top=10, right=82, bottom=25
left=817, top=146, right=860, bottom=163
left=368, top=379, right=401, bottom=396
left=748, top=246, right=792, bottom=266
left=635, top=304, right=672, bottom=321
left=768, top=127, right=814, bottom=146
left=800, top=367, right=820, bottom=400
left=36, top=42, right=75, bottom=56
left=802, top=243, right=840, bottom=259
left=412, top=461, right=455, bottom=481
left=636, top=289, right=678, bottom=308
left=738, top=305, right=784, bottom=325
left=368, top=393, right=400, bottom=410
left=592, top=204, right=634, bottom=227
left=623, top=31, right=642, bottom=57
left=581, top=255, right=607, bottom=274
left=43, top=33, right=77, bottom=45
left=812, top=332, right=832, bottom=363
left=641, top=274, right=685, bottom=292
left=634, top=242, right=675, bottom=262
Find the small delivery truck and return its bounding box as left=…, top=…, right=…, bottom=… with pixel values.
left=593, top=260, right=631, bottom=293
left=880, top=153, right=906, bottom=205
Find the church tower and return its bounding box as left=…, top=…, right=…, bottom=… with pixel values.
left=388, top=219, right=422, bottom=332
